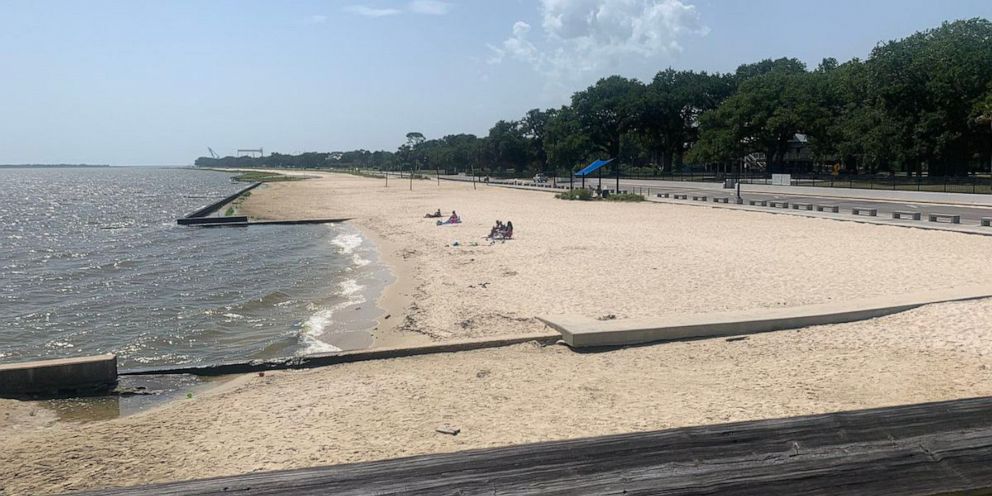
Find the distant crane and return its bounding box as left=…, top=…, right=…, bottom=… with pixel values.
left=207, top=147, right=219, bottom=159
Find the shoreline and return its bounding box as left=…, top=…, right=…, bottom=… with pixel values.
left=353, top=224, right=433, bottom=349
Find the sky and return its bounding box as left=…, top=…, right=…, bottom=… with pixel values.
left=1, top=0, right=990, bottom=165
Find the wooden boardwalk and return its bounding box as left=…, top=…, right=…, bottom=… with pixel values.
left=84, top=396, right=992, bottom=495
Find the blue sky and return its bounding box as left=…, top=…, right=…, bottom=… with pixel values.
left=1, top=0, right=990, bottom=165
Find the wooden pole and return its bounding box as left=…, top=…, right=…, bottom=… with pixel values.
left=615, top=160, right=620, bottom=193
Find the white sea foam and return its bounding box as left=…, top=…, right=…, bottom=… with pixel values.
left=297, top=281, right=367, bottom=355
left=352, top=254, right=371, bottom=267
left=331, top=233, right=363, bottom=254
left=339, top=279, right=363, bottom=296
left=299, top=309, right=344, bottom=354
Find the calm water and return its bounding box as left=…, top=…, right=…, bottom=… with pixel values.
left=0, top=167, right=387, bottom=370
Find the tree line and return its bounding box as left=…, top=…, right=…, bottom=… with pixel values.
left=196, top=19, right=992, bottom=178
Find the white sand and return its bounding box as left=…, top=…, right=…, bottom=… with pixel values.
left=4, top=172, right=992, bottom=494
left=2, top=299, right=991, bottom=495
left=242, top=173, right=992, bottom=344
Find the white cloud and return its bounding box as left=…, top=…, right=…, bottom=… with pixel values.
left=305, top=14, right=328, bottom=24
left=487, top=21, right=540, bottom=65
left=489, top=0, right=708, bottom=84
left=343, top=5, right=403, bottom=17
left=408, top=0, right=452, bottom=15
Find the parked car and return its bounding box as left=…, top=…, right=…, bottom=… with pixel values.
left=533, top=173, right=549, bottom=183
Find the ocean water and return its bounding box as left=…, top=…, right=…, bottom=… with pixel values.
left=0, top=167, right=388, bottom=370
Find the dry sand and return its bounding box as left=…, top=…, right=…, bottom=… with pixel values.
left=2, top=299, right=992, bottom=494
left=4, top=172, right=992, bottom=494
left=243, top=172, right=992, bottom=346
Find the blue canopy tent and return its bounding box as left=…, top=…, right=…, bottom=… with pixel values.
left=573, top=158, right=615, bottom=191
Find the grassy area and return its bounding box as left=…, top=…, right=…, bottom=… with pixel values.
left=555, top=189, right=645, bottom=202
left=604, top=193, right=645, bottom=202
left=232, top=171, right=303, bottom=183
left=556, top=189, right=594, bottom=201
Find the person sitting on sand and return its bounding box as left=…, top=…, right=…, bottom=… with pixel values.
left=439, top=211, right=461, bottom=225
left=489, top=220, right=502, bottom=239
left=488, top=220, right=513, bottom=240
left=425, top=208, right=443, bottom=218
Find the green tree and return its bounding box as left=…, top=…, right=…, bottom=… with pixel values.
left=866, top=18, right=992, bottom=175
left=691, top=63, right=810, bottom=172
left=544, top=106, right=594, bottom=175
left=487, top=120, right=527, bottom=175
left=635, top=69, right=734, bottom=172
left=570, top=76, right=645, bottom=159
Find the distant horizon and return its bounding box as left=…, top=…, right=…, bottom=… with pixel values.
left=2, top=1, right=990, bottom=165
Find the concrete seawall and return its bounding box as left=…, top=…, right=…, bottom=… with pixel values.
left=178, top=181, right=262, bottom=222
left=0, top=354, right=118, bottom=396
left=121, top=333, right=559, bottom=377
left=176, top=216, right=249, bottom=226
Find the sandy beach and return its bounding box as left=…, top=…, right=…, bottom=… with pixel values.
left=4, top=172, right=992, bottom=494
left=243, top=172, right=992, bottom=346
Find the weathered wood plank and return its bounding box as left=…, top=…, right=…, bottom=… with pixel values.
left=80, top=397, right=992, bottom=496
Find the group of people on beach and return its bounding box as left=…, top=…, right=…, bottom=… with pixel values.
left=487, top=220, right=513, bottom=240
left=425, top=209, right=513, bottom=240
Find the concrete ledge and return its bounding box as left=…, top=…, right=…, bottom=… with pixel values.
left=122, top=334, right=559, bottom=377
left=538, top=286, right=992, bottom=348
left=0, top=354, right=117, bottom=396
